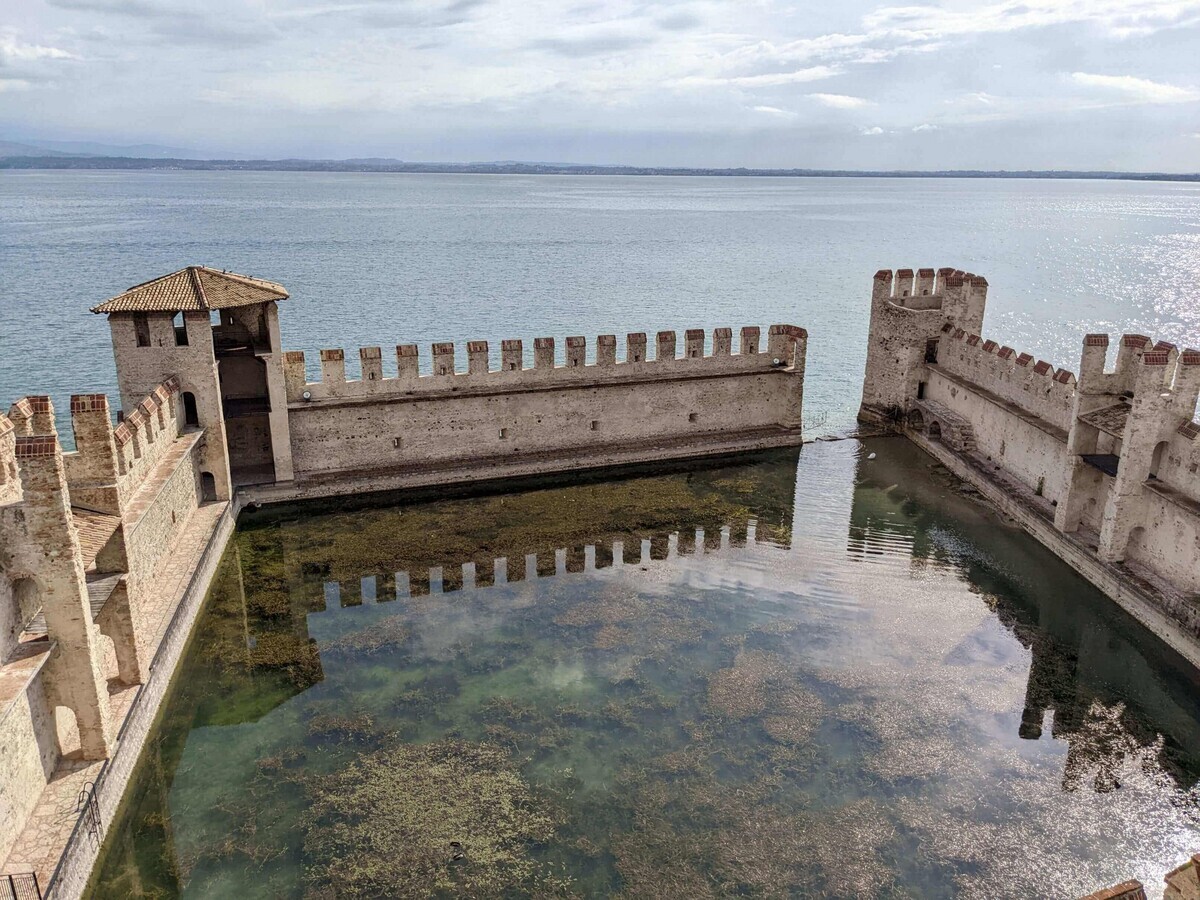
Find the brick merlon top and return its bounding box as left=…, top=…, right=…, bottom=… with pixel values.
left=627, top=333, right=647, bottom=343
left=1053, top=369, right=1074, bottom=384
left=397, top=344, right=419, bottom=357
left=14, top=435, right=58, bottom=458
left=467, top=341, right=488, bottom=353
left=685, top=329, right=705, bottom=340
left=284, top=350, right=306, bottom=363
left=1143, top=350, right=1170, bottom=366
left=656, top=330, right=675, bottom=341
left=70, top=393, right=109, bottom=414
left=162, top=376, right=181, bottom=393
left=1033, top=360, right=1052, bottom=375
left=320, top=349, right=345, bottom=361
left=997, top=347, right=1015, bottom=359
left=945, top=275, right=964, bottom=287
left=1153, top=340, right=1177, bottom=352
left=432, top=342, right=454, bottom=354
left=534, top=337, right=554, bottom=349
left=1084, top=334, right=1110, bottom=347
left=742, top=326, right=761, bottom=336
left=1181, top=349, right=1200, bottom=365
left=769, top=324, right=807, bottom=338
left=966, top=275, right=988, bottom=287
left=113, top=423, right=132, bottom=445
left=713, top=328, right=732, bottom=338
left=1076, top=880, right=1146, bottom=900
left=896, top=268, right=914, bottom=277
left=138, top=396, right=159, bottom=416
left=874, top=269, right=892, bottom=280
left=1122, top=334, right=1151, bottom=348
left=953, top=329, right=966, bottom=339
left=967, top=334, right=981, bottom=346
left=26, top=396, right=53, bottom=412
left=941, top=322, right=954, bottom=333
left=0, top=414, right=12, bottom=436
left=982, top=340, right=998, bottom=353
left=500, top=340, right=522, bottom=351
left=597, top=335, right=616, bottom=345
left=360, top=346, right=382, bottom=359
left=937, top=267, right=955, bottom=275
left=1016, top=353, right=1033, bottom=366
left=566, top=336, right=586, bottom=348
left=917, top=268, right=935, bottom=276
left=1179, top=421, right=1199, bottom=440
left=126, top=408, right=146, bottom=428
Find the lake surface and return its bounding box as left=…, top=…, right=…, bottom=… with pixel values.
left=92, top=437, right=1200, bottom=898
left=2, top=173, right=1199, bottom=434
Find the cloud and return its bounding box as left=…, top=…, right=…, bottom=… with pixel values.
left=0, top=33, right=79, bottom=62
left=912, top=123, right=939, bottom=131
left=752, top=105, right=796, bottom=118
left=529, top=31, right=657, bottom=57
left=1069, top=72, right=1200, bottom=104
left=860, top=126, right=884, bottom=135
left=673, top=66, right=839, bottom=88
left=809, top=92, right=871, bottom=109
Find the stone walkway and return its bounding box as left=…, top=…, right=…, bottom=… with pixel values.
left=0, top=499, right=228, bottom=887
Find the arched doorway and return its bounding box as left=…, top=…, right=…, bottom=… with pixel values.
left=54, top=706, right=81, bottom=758
left=182, top=392, right=199, bottom=427
left=1149, top=441, right=1169, bottom=480
left=929, top=421, right=943, bottom=441
left=200, top=471, right=217, bottom=502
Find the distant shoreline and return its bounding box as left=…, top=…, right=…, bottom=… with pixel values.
left=1, top=155, right=1198, bottom=182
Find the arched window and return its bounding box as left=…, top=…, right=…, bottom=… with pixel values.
left=1149, top=441, right=1169, bottom=480
left=929, top=421, right=942, bottom=441
left=182, top=392, right=199, bottom=427
left=13, top=577, right=39, bottom=631
left=200, top=471, right=217, bottom=501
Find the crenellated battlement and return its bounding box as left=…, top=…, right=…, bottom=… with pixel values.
left=282, top=326, right=806, bottom=405
left=936, top=322, right=1079, bottom=433
left=103, top=380, right=183, bottom=500
left=872, top=266, right=988, bottom=326
left=0, top=412, right=19, bottom=505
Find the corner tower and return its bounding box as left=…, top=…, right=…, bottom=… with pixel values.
left=91, top=267, right=293, bottom=495
left=858, top=267, right=988, bottom=424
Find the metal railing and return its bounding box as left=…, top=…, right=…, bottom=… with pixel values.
left=2, top=872, right=42, bottom=900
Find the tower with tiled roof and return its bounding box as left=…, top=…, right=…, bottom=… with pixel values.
left=92, top=267, right=294, bottom=495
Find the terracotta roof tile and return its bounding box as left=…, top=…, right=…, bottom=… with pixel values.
left=91, top=266, right=287, bottom=314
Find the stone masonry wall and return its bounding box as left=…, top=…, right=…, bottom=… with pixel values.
left=124, top=444, right=201, bottom=624
left=283, top=327, right=807, bottom=481
left=923, top=369, right=1069, bottom=502
left=0, top=672, right=55, bottom=870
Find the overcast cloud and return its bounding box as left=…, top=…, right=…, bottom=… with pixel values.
left=2, top=0, right=1199, bottom=169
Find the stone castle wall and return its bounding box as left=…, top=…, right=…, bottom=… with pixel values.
left=861, top=267, right=1200, bottom=627
left=280, top=326, right=807, bottom=483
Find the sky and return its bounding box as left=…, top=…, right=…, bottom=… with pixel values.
left=2, top=0, right=1200, bottom=170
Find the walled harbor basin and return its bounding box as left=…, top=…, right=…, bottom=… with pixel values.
left=90, top=437, right=1200, bottom=898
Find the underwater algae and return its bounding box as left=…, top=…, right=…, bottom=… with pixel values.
left=90, top=443, right=1200, bottom=898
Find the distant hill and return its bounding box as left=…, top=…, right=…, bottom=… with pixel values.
left=0, top=141, right=73, bottom=158
left=0, top=153, right=1197, bottom=182
left=0, top=139, right=203, bottom=159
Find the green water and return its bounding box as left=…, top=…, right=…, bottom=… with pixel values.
left=92, top=438, right=1200, bottom=898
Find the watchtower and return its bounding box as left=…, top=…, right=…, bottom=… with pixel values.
left=91, top=267, right=294, bottom=494
left=858, top=267, right=988, bottom=423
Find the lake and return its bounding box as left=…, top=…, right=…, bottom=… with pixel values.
left=90, top=437, right=1200, bottom=898
left=1, top=173, right=1198, bottom=434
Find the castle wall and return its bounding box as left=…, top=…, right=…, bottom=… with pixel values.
left=0, top=670, right=55, bottom=870
left=1128, top=490, right=1200, bottom=593
left=923, top=369, right=1069, bottom=501
left=282, top=327, right=806, bottom=483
